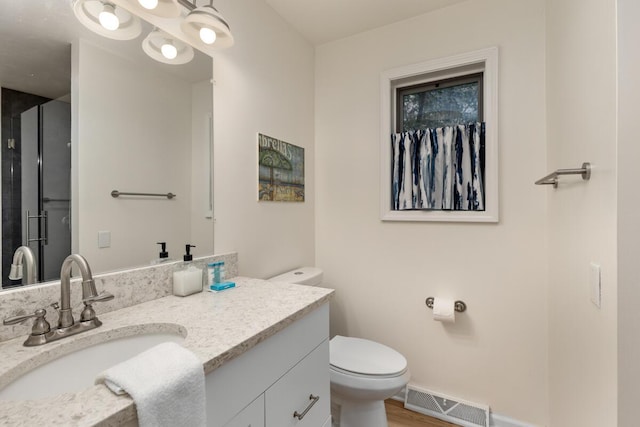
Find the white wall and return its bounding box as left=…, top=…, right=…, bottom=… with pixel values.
left=545, top=0, right=618, bottom=426
left=315, top=0, right=548, bottom=424
left=212, top=0, right=315, bottom=278
left=76, top=40, right=193, bottom=272
left=617, top=0, right=639, bottom=425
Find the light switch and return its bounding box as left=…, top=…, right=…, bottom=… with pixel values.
left=98, top=231, right=111, bottom=248
left=590, top=262, right=601, bottom=308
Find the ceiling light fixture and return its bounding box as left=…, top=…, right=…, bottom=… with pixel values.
left=71, top=0, right=142, bottom=40
left=142, top=29, right=194, bottom=64
left=181, top=1, right=234, bottom=50
left=71, top=0, right=233, bottom=66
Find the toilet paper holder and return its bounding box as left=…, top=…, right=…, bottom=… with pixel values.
left=425, top=297, right=467, bottom=313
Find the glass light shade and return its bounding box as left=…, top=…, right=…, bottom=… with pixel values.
left=98, top=4, right=119, bottom=30
left=161, top=42, right=178, bottom=60
left=181, top=5, right=234, bottom=50
left=142, top=29, right=194, bottom=65
left=138, top=0, right=159, bottom=10
left=71, top=0, right=142, bottom=40
left=199, top=27, right=217, bottom=44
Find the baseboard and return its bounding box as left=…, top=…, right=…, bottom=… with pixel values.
left=490, top=413, right=537, bottom=427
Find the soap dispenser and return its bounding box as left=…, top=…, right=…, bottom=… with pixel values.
left=151, top=242, right=173, bottom=265
left=172, top=244, right=203, bottom=297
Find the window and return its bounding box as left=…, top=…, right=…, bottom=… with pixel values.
left=396, top=73, right=483, bottom=132
left=380, top=47, right=498, bottom=222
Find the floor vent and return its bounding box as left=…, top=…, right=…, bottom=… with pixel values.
left=404, top=385, right=490, bottom=427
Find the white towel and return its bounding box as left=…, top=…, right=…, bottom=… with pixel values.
left=95, top=342, right=206, bottom=427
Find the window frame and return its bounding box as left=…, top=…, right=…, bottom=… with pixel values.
left=379, top=47, right=499, bottom=223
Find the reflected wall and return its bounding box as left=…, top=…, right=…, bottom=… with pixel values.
left=75, top=39, right=213, bottom=274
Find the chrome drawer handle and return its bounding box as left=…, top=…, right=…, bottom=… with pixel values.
left=293, top=394, right=319, bottom=420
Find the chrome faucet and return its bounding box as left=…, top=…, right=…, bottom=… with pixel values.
left=2, top=254, right=114, bottom=346
left=8, top=246, right=37, bottom=285
left=57, top=254, right=113, bottom=328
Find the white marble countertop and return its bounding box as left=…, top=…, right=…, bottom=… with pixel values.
left=0, top=277, right=334, bottom=426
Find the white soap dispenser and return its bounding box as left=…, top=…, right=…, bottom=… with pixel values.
left=172, top=244, right=203, bottom=297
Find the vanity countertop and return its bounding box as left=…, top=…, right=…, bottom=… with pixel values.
left=0, top=277, right=334, bottom=426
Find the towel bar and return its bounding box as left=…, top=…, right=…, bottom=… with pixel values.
left=111, top=190, right=176, bottom=199
left=535, top=162, right=591, bottom=188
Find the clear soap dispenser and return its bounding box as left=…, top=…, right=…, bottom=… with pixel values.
left=172, top=244, right=203, bottom=297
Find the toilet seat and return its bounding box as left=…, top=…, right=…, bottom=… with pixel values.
left=330, top=364, right=407, bottom=379
left=330, top=361, right=411, bottom=402
left=330, top=335, right=407, bottom=377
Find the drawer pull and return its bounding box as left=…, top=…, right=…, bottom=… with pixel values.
left=293, top=394, right=319, bottom=420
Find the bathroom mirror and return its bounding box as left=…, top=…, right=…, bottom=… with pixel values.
left=0, top=0, right=214, bottom=289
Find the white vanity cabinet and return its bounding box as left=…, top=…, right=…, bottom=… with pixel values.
left=205, top=303, right=331, bottom=427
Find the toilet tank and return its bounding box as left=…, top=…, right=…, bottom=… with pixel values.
left=268, top=267, right=323, bottom=286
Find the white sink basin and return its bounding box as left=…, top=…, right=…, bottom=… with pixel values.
left=0, top=327, right=186, bottom=401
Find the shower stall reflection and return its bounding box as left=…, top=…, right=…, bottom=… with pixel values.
left=1, top=88, right=72, bottom=288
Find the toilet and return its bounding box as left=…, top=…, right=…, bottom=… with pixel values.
left=268, top=267, right=411, bottom=427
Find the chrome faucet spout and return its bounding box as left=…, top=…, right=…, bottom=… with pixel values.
left=59, top=254, right=96, bottom=328
left=9, top=246, right=37, bottom=285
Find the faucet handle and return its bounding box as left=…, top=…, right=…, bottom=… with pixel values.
left=80, top=292, right=114, bottom=322
left=3, top=308, right=51, bottom=335
left=83, top=292, right=114, bottom=304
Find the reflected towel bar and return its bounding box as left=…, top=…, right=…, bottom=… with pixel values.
left=43, top=198, right=71, bottom=203
left=111, top=190, right=176, bottom=199
left=535, top=162, right=591, bottom=188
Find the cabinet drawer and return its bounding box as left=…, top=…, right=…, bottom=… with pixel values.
left=265, top=340, right=330, bottom=427
left=224, top=395, right=264, bottom=427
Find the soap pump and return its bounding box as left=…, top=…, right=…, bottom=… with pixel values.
left=151, top=242, right=172, bottom=265
left=172, top=244, right=203, bottom=297
left=183, top=244, right=195, bottom=263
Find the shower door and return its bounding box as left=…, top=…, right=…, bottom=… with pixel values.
left=20, top=99, right=71, bottom=282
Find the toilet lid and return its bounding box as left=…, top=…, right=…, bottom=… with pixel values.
left=330, top=335, right=407, bottom=376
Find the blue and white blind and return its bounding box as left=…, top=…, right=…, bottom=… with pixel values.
left=391, top=123, right=485, bottom=211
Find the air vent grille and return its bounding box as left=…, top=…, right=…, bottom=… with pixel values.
left=405, top=385, right=490, bottom=427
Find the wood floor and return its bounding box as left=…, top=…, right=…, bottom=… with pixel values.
left=385, top=399, right=460, bottom=427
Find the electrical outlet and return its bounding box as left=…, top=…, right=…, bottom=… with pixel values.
left=590, top=262, right=601, bottom=308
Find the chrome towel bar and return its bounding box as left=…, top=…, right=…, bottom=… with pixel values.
left=535, top=162, right=591, bottom=188
left=111, top=190, right=176, bottom=199
left=425, top=297, right=467, bottom=313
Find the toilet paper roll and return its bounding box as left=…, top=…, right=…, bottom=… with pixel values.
left=433, top=298, right=456, bottom=323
